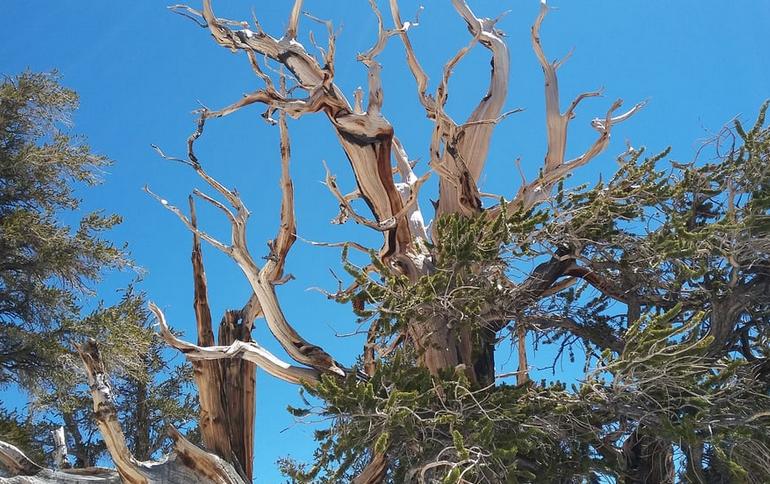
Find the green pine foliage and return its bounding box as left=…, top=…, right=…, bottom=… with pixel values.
left=0, top=71, right=125, bottom=385
left=0, top=72, right=197, bottom=468
left=280, top=103, right=770, bottom=482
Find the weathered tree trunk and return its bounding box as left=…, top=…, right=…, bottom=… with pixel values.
left=408, top=312, right=498, bottom=387
left=214, top=310, right=256, bottom=480
left=473, top=327, right=498, bottom=387
left=1, top=1, right=651, bottom=482
left=0, top=341, right=246, bottom=484
left=186, top=198, right=256, bottom=482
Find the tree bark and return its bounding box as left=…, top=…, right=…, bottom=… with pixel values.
left=185, top=198, right=255, bottom=481
left=621, top=429, right=675, bottom=484
left=0, top=341, right=246, bottom=484
left=215, top=310, right=256, bottom=481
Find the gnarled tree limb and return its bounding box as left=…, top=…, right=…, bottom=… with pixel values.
left=1, top=340, right=247, bottom=483
left=0, top=439, right=121, bottom=483
left=151, top=303, right=320, bottom=386
left=78, top=339, right=150, bottom=484
left=510, top=1, right=644, bottom=212
left=190, top=0, right=425, bottom=270
left=186, top=196, right=235, bottom=474
left=0, top=441, right=43, bottom=477
left=149, top=111, right=345, bottom=377
left=391, top=0, right=511, bottom=217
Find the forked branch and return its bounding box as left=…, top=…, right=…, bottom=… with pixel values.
left=449, top=0, right=510, bottom=182
left=391, top=0, right=512, bottom=217
left=511, top=0, right=644, bottom=211
left=75, top=340, right=245, bottom=484
left=185, top=0, right=425, bottom=267
left=151, top=303, right=320, bottom=385
left=149, top=111, right=345, bottom=377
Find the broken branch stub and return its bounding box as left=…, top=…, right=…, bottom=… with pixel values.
left=1, top=340, right=248, bottom=484
left=150, top=111, right=346, bottom=377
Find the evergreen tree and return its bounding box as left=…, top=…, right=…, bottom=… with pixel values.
left=0, top=70, right=124, bottom=387
left=0, top=72, right=196, bottom=468
left=0, top=3, right=768, bottom=483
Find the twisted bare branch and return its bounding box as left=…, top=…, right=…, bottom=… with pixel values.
left=391, top=0, right=512, bottom=217
left=150, top=112, right=345, bottom=376
left=190, top=0, right=424, bottom=267
left=151, top=303, right=320, bottom=385
left=510, top=1, right=644, bottom=211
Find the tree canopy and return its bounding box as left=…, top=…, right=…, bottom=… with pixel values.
left=0, top=72, right=197, bottom=471
left=0, top=2, right=768, bottom=484
left=281, top=103, right=770, bottom=482
left=0, top=71, right=124, bottom=384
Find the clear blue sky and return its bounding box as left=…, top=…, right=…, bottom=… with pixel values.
left=2, top=1, right=768, bottom=482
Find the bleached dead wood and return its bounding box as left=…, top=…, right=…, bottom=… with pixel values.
left=151, top=303, right=320, bottom=385
left=510, top=1, right=644, bottom=211
left=148, top=110, right=346, bottom=378
left=390, top=0, right=513, bottom=218
left=51, top=428, right=66, bottom=470
left=0, top=341, right=245, bottom=484
left=1, top=2, right=651, bottom=483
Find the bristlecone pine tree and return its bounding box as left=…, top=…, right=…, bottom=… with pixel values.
left=2, top=1, right=769, bottom=483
